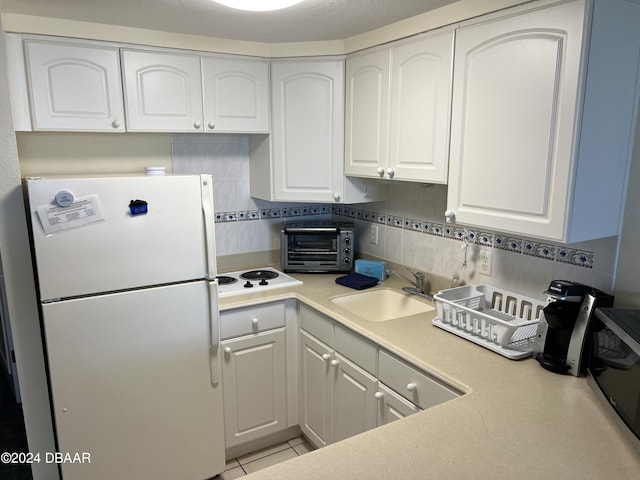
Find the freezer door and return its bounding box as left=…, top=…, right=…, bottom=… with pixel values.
left=42, top=281, right=224, bottom=480
left=26, top=174, right=215, bottom=300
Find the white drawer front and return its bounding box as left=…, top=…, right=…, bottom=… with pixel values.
left=299, top=303, right=334, bottom=346
left=378, top=350, right=459, bottom=410
left=334, top=324, right=377, bottom=376
left=221, top=302, right=286, bottom=339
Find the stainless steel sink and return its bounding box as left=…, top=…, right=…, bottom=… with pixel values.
left=330, top=288, right=435, bottom=322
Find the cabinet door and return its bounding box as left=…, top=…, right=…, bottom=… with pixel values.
left=345, top=48, right=390, bottom=178
left=377, top=383, right=420, bottom=425
left=332, top=353, right=377, bottom=442
left=388, top=30, right=453, bottom=183
left=122, top=49, right=204, bottom=132
left=299, top=330, right=333, bottom=448
left=271, top=60, right=345, bottom=202
left=222, top=328, right=287, bottom=448
left=24, top=39, right=125, bottom=131
left=202, top=57, right=269, bottom=133
left=447, top=1, right=585, bottom=239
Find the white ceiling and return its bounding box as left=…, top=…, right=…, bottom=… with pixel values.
left=0, top=0, right=460, bottom=43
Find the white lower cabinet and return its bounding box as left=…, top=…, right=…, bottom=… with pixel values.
left=223, top=301, right=460, bottom=452
left=332, top=352, right=378, bottom=443
left=298, top=330, right=378, bottom=448
left=221, top=328, right=287, bottom=449
left=220, top=301, right=296, bottom=451
left=376, top=383, right=421, bottom=425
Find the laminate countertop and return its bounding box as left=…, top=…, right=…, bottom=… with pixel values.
left=219, top=271, right=640, bottom=480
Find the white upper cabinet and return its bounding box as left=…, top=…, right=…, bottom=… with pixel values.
left=271, top=58, right=345, bottom=202
left=345, top=28, right=454, bottom=183
left=345, top=48, right=390, bottom=179
left=447, top=0, right=640, bottom=242
left=250, top=58, right=384, bottom=203
left=201, top=57, right=269, bottom=133
left=121, top=49, right=204, bottom=132
left=23, top=38, right=125, bottom=132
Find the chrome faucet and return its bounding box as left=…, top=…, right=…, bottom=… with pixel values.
left=386, top=266, right=433, bottom=301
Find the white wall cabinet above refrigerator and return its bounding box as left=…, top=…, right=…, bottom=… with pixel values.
left=250, top=57, right=384, bottom=203
left=121, top=49, right=205, bottom=132
left=446, top=0, right=640, bottom=243
left=345, top=28, right=454, bottom=183
left=201, top=56, right=270, bottom=133
left=8, top=35, right=271, bottom=134
left=22, top=37, right=126, bottom=132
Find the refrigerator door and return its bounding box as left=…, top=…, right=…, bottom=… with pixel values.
left=26, top=174, right=216, bottom=301
left=42, top=281, right=224, bottom=480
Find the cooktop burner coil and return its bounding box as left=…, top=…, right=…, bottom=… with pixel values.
left=240, top=270, right=280, bottom=281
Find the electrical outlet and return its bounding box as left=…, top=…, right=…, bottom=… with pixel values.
left=370, top=225, right=378, bottom=245
left=479, top=249, right=492, bottom=276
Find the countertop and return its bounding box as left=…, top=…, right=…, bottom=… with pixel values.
left=219, top=272, right=640, bottom=479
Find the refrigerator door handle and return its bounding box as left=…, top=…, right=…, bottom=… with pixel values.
left=200, top=175, right=217, bottom=280
left=208, top=280, right=220, bottom=386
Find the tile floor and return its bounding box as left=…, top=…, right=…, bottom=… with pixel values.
left=216, top=437, right=314, bottom=479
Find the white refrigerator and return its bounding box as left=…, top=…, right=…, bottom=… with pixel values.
left=25, top=174, right=225, bottom=480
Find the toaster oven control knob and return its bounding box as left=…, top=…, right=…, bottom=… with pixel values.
left=376, top=167, right=385, bottom=177
left=344, top=237, right=351, bottom=246
left=344, top=247, right=352, bottom=256
left=343, top=257, right=352, bottom=265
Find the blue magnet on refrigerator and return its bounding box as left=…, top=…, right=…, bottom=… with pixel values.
left=129, top=199, right=148, bottom=216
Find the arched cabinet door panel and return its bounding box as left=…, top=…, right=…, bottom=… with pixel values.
left=202, top=57, right=269, bottom=133
left=24, top=39, right=125, bottom=131
left=122, top=49, right=203, bottom=132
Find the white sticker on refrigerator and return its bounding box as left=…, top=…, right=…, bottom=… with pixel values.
left=37, top=195, right=104, bottom=235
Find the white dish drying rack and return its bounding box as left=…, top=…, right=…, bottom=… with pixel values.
left=432, top=285, right=545, bottom=360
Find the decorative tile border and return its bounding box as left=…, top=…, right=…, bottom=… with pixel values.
left=333, top=207, right=595, bottom=269
left=216, top=203, right=595, bottom=269
left=214, top=204, right=329, bottom=223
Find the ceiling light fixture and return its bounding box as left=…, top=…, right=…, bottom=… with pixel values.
left=212, top=0, right=305, bottom=12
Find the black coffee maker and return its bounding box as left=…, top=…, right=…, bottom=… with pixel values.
left=533, top=280, right=614, bottom=376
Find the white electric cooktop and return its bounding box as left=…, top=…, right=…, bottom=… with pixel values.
left=216, top=267, right=302, bottom=298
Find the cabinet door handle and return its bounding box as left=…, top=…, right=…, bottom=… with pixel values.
left=374, top=391, right=384, bottom=400
left=251, top=318, right=259, bottom=326
left=386, top=167, right=395, bottom=178
left=407, top=382, right=417, bottom=392
left=321, top=353, right=331, bottom=361
left=330, top=359, right=339, bottom=367
left=208, top=121, right=215, bottom=130
left=444, top=210, right=455, bottom=221
left=333, top=192, right=341, bottom=202
left=194, top=120, right=202, bottom=129
left=376, top=167, right=385, bottom=177
left=111, top=119, right=121, bottom=129
left=224, top=347, right=232, bottom=354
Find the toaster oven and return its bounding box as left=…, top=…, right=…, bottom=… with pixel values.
left=281, top=221, right=354, bottom=273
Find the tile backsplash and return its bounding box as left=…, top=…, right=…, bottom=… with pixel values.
left=172, top=133, right=618, bottom=301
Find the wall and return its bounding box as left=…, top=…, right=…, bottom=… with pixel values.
left=0, top=26, right=58, bottom=480
left=169, top=134, right=618, bottom=302
left=171, top=134, right=331, bottom=258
